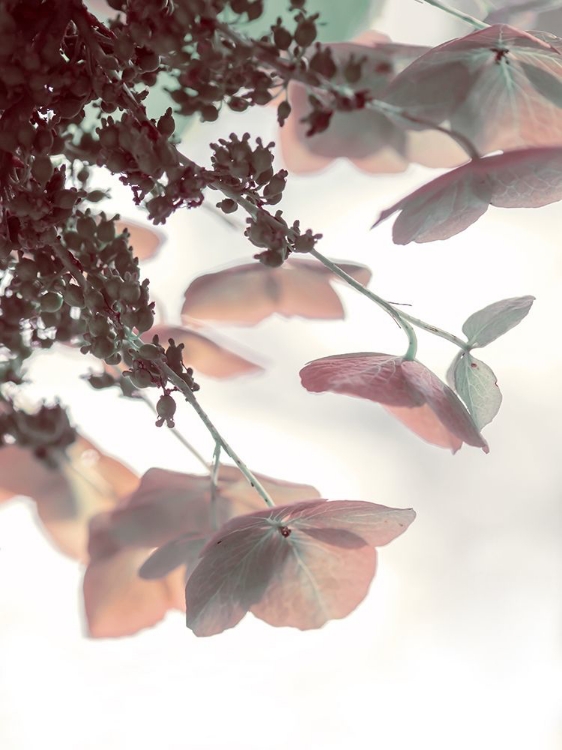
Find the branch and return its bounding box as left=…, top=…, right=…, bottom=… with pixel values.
left=419, top=0, right=489, bottom=28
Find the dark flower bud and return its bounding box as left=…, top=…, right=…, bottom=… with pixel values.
left=40, top=292, right=64, bottom=313
left=156, top=393, right=176, bottom=427
left=294, top=19, right=316, bottom=47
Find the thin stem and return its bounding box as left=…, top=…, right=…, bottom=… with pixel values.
left=154, top=356, right=275, bottom=508
left=420, top=0, right=489, bottom=28
left=373, top=101, right=481, bottom=161
left=309, top=249, right=469, bottom=351
left=398, top=310, right=469, bottom=350
left=209, top=442, right=221, bottom=529
left=212, top=171, right=469, bottom=356
left=308, top=248, right=418, bottom=361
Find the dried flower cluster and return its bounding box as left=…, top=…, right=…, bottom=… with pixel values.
left=0, top=0, right=336, bottom=449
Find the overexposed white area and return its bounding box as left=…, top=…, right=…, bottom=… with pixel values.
left=1, top=4, right=561, bottom=750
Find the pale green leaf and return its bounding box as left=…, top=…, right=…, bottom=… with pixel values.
left=453, top=354, right=502, bottom=430
left=462, top=296, right=535, bottom=348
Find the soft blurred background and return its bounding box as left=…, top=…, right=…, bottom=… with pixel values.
left=1, top=2, right=561, bottom=748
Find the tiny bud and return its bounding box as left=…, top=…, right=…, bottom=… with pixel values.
left=64, top=285, right=85, bottom=307
left=40, top=292, right=64, bottom=313
left=217, top=199, right=238, bottom=214
left=53, top=189, right=79, bottom=210
left=129, top=369, right=153, bottom=389
left=273, top=26, right=292, bottom=51
left=277, top=100, right=291, bottom=125
left=90, top=336, right=115, bottom=359
left=134, top=307, right=154, bottom=333
left=201, top=105, right=219, bottom=122
left=31, top=156, right=54, bottom=185
left=97, top=220, right=116, bottom=243
left=156, top=393, right=176, bottom=426
left=294, top=19, right=316, bottom=47
left=157, top=108, right=175, bottom=137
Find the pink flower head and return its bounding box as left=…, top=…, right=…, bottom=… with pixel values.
left=300, top=352, right=489, bottom=453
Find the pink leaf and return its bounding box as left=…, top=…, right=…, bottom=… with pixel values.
left=181, top=258, right=372, bottom=325
left=185, top=500, right=415, bottom=636
left=373, top=147, right=562, bottom=244
left=300, top=353, right=488, bottom=452
left=383, top=25, right=562, bottom=154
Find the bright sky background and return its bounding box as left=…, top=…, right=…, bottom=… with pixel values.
left=1, top=3, right=561, bottom=749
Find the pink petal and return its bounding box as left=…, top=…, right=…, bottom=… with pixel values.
left=300, top=353, right=487, bottom=452
left=374, top=147, right=562, bottom=244
left=0, top=438, right=137, bottom=559
left=181, top=259, right=372, bottom=325
left=252, top=545, right=377, bottom=629
left=186, top=499, right=415, bottom=636
left=88, top=468, right=213, bottom=560
left=383, top=25, right=562, bottom=154
left=300, top=352, right=425, bottom=407
left=83, top=548, right=185, bottom=638
left=139, top=533, right=207, bottom=580
left=399, top=361, right=489, bottom=452
left=385, top=404, right=463, bottom=451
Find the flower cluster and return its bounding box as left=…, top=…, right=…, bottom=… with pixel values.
left=0, top=0, right=383, bottom=459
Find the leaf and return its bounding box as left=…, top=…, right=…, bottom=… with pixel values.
left=452, top=353, right=502, bottom=430
left=373, top=147, right=562, bottom=243
left=84, top=467, right=321, bottom=637
left=185, top=499, right=416, bottom=636
left=462, top=296, right=535, bottom=347
left=300, top=352, right=488, bottom=452
left=383, top=25, right=562, bottom=154
left=147, top=325, right=264, bottom=378
left=181, top=258, right=372, bottom=325
left=115, top=219, right=163, bottom=261
left=0, top=437, right=137, bottom=559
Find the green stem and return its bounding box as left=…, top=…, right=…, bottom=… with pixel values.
left=209, top=442, right=221, bottom=529
left=398, top=310, right=469, bottom=350
left=308, top=248, right=418, bottom=361
left=110, top=360, right=209, bottom=468
left=421, top=0, right=489, bottom=28
left=373, top=101, right=481, bottom=161
left=211, top=176, right=469, bottom=357
left=165, top=363, right=275, bottom=508
left=127, top=336, right=276, bottom=509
